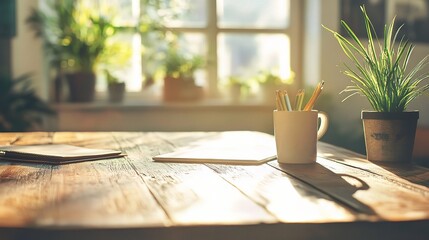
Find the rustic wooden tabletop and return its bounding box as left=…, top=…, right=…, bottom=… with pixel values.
left=0, top=132, right=428, bottom=240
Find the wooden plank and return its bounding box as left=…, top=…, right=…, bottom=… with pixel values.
left=42, top=162, right=168, bottom=227
left=46, top=132, right=169, bottom=227
left=11, top=132, right=54, bottom=145
left=206, top=163, right=357, bottom=223
left=52, top=132, right=121, bottom=149
left=0, top=130, right=428, bottom=237
left=0, top=131, right=56, bottom=227
left=0, top=132, right=169, bottom=228
left=269, top=156, right=429, bottom=221
left=0, top=132, right=22, bottom=145
left=0, top=163, right=53, bottom=226
left=2, top=221, right=429, bottom=240
left=318, top=142, right=429, bottom=188
left=111, top=132, right=276, bottom=225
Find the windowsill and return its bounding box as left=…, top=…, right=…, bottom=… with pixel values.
left=49, top=94, right=276, bottom=132
left=52, top=98, right=275, bottom=111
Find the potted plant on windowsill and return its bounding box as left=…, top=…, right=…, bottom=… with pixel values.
left=105, top=70, right=126, bottom=103
left=226, top=76, right=247, bottom=103
left=325, top=6, right=429, bottom=162
left=162, top=42, right=205, bottom=102
left=256, top=70, right=295, bottom=103
left=28, top=0, right=118, bottom=103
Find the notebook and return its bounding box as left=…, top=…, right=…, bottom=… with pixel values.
left=152, top=131, right=277, bottom=165
left=0, top=144, right=124, bottom=165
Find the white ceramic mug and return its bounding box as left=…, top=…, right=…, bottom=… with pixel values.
left=273, top=110, right=328, bottom=164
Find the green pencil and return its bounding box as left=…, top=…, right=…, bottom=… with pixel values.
left=283, top=90, right=292, bottom=111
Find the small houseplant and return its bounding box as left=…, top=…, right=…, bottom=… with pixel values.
left=28, top=0, right=119, bottom=102
left=256, top=70, right=295, bottom=103
left=0, top=74, right=55, bottom=131
left=162, top=41, right=205, bottom=102
left=105, top=70, right=126, bottom=103
left=325, top=6, right=429, bottom=162
left=226, top=76, right=248, bottom=103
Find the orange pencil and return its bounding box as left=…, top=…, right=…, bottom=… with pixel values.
left=304, top=81, right=324, bottom=111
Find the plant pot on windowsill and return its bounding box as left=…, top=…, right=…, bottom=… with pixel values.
left=256, top=70, right=295, bottom=104
left=163, top=76, right=203, bottom=102
left=260, top=83, right=284, bottom=104
left=229, top=83, right=242, bottom=103
left=362, top=111, right=419, bottom=162
left=66, top=72, right=96, bottom=102
left=108, top=82, right=126, bottom=103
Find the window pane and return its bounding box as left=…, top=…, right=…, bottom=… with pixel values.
left=163, top=0, right=207, bottom=27
left=218, top=33, right=291, bottom=83
left=174, top=33, right=206, bottom=57
left=97, top=33, right=142, bottom=92
left=172, top=33, right=207, bottom=86
left=78, top=0, right=140, bottom=26
left=217, top=0, right=290, bottom=28
left=103, top=0, right=140, bottom=26
left=143, top=33, right=207, bottom=86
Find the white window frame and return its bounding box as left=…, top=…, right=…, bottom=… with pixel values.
left=46, top=0, right=303, bottom=102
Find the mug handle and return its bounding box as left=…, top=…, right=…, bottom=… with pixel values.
left=317, top=111, right=329, bottom=140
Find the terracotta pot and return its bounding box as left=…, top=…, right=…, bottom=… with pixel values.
left=362, top=111, right=419, bottom=162
left=163, top=76, right=203, bottom=102
left=108, top=82, right=125, bottom=103
left=260, top=84, right=278, bottom=104
left=229, top=84, right=242, bottom=103
left=66, top=72, right=96, bottom=102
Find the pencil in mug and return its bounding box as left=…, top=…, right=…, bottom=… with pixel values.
left=304, top=81, right=324, bottom=111
left=279, top=90, right=288, bottom=111
left=294, top=89, right=305, bottom=111
left=283, top=90, right=292, bottom=111
left=275, top=90, right=284, bottom=111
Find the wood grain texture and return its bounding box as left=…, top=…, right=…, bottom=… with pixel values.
left=206, top=164, right=357, bottom=222
left=318, top=142, right=429, bottom=187
left=0, top=132, right=428, bottom=240
left=111, top=132, right=275, bottom=225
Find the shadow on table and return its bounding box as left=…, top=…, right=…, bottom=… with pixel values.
left=273, top=162, right=376, bottom=216
left=319, top=151, right=429, bottom=188
left=318, top=142, right=429, bottom=188
left=373, top=161, right=429, bottom=188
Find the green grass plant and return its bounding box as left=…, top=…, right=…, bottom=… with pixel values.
left=324, top=6, right=429, bottom=112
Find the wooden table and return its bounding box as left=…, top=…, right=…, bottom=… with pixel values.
left=0, top=132, right=428, bottom=240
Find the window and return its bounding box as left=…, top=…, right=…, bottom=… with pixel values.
left=78, top=0, right=301, bottom=100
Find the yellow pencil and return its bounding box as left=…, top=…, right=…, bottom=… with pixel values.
left=295, top=89, right=304, bottom=111
left=283, top=90, right=292, bottom=111
left=304, top=81, right=324, bottom=111
left=304, top=84, right=320, bottom=111
left=275, top=90, right=285, bottom=111
left=278, top=90, right=288, bottom=111
left=275, top=90, right=282, bottom=110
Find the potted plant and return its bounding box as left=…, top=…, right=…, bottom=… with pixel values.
left=226, top=76, right=246, bottom=103
left=0, top=74, right=55, bottom=131
left=325, top=6, right=429, bottom=162
left=105, top=70, right=126, bottom=103
left=256, top=70, right=295, bottom=103
left=28, top=0, right=118, bottom=102
left=162, top=41, right=205, bottom=102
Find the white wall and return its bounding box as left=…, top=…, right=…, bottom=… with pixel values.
left=12, top=0, right=47, bottom=99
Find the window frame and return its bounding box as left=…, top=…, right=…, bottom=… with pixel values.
left=81, top=0, right=303, bottom=102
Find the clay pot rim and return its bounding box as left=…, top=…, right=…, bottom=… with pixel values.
left=361, top=110, right=419, bottom=120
